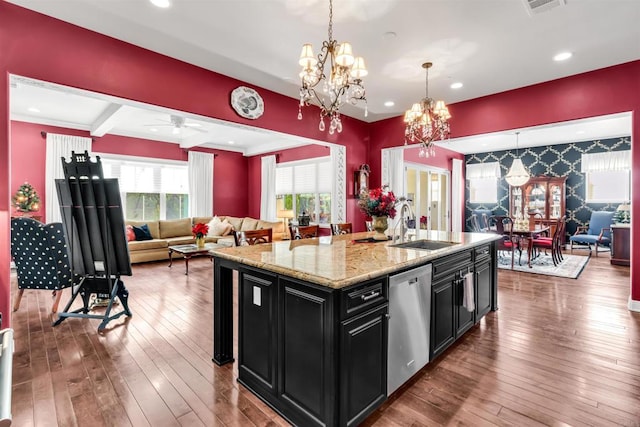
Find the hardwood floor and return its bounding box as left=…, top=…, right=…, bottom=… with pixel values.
left=10, top=253, right=639, bottom=426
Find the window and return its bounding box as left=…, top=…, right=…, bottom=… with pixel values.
left=466, top=162, right=500, bottom=204
left=100, top=155, right=189, bottom=221
left=276, top=157, right=332, bottom=224
left=581, top=151, right=631, bottom=203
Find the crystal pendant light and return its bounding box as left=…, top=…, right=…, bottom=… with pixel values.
left=505, top=132, right=530, bottom=186
left=297, top=0, right=367, bottom=134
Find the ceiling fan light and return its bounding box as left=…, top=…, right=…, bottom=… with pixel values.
left=335, top=42, right=355, bottom=67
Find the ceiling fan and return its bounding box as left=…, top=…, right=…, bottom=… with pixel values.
left=146, top=114, right=207, bottom=134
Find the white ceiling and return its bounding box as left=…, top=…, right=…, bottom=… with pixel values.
left=7, top=0, right=639, bottom=154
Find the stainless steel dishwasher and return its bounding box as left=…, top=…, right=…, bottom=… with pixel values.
left=387, top=264, right=432, bottom=395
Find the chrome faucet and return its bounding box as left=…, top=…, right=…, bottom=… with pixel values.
left=394, top=198, right=415, bottom=243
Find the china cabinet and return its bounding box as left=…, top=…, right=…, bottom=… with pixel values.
left=509, top=176, right=567, bottom=238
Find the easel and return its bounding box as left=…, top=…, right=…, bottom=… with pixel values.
left=53, top=151, right=132, bottom=331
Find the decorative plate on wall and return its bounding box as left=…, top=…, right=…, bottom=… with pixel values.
left=230, top=86, right=264, bottom=119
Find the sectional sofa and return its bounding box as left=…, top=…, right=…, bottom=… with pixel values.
left=125, top=215, right=284, bottom=263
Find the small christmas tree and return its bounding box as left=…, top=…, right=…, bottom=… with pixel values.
left=12, top=182, right=40, bottom=213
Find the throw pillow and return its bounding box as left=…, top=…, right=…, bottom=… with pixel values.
left=207, top=216, right=221, bottom=237
left=212, top=219, right=233, bottom=236
left=125, top=225, right=136, bottom=242
left=132, top=224, right=153, bottom=241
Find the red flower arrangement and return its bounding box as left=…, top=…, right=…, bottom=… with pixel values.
left=358, top=185, right=397, bottom=219
left=420, top=215, right=428, bottom=228
left=192, top=222, right=209, bottom=239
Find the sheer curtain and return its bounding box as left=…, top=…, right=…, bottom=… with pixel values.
left=581, top=150, right=631, bottom=172
left=45, top=133, right=92, bottom=223
left=382, top=148, right=405, bottom=231
left=188, top=151, right=214, bottom=217
left=260, top=155, right=277, bottom=221
left=451, top=158, right=463, bottom=232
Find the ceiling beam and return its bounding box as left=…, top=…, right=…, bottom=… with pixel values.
left=90, top=103, right=123, bottom=136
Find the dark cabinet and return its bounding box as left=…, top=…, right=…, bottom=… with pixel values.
left=238, top=270, right=278, bottom=395
left=279, top=278, right=335, bottom=427
left=475, top=259, right=492, bottom=320
left=431, top=275, right=455, bottom=359
left=339, top=304, right=387, bottom=427
left=238, top=267, right=388, bottom=427
left=610, top=225, right=630, bottom=266
left=455, top=273, right=475, bottom=337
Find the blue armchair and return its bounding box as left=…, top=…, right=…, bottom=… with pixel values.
left=569, top=211, right=615, bottom=257
left=10, top=217, right=76, bottom=312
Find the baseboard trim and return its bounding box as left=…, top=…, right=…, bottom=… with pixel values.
left=628, top=297, right=640, bottom=312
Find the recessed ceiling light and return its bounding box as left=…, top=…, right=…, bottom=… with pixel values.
left=450, top=82, right=463, bottom=89
left=149, top=128, right=158, bottom=132
left=149, top=0, right=170, bottom=8
left=228, top=140, right=235, bottom=145
left=27, top=107, right=40, bottom=113
left=576, top=130, right=585, bottom=135
left=553, top=52, right=572, bottom=62
left=384, top=101, right=395, bottom=107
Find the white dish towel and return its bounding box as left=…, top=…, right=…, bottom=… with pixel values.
left=463, top=272, right=475, bottom=312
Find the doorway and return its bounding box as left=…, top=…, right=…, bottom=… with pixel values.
left=405, top=163, right=450, bottom=232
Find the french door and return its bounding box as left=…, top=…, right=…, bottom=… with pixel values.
left=405, top=164, right=450, bottom=232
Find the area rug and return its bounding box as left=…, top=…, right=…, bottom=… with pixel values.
left=497, top=251, right=590, bottom=279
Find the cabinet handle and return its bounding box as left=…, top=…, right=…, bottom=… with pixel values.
left=361, top=291, right=380, bottom=301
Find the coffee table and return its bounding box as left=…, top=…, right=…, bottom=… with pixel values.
left=168, top=242, right=231, bottom=275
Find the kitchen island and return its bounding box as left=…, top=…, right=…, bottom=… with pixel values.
left=211, top=230, right=501, bottom=427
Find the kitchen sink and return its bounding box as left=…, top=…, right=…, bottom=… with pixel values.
left=391, top=239, right=459, bottom=251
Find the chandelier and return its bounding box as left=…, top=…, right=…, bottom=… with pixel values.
left=297, top=0, right=368, bottom=134
left=505, top=132, right=530, bottom=186
left=403, top=62, right=451, bottom=157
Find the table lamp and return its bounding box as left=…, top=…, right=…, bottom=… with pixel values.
left=278, top=209, right=294, bottom=239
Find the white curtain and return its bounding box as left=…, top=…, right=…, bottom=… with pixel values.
left=45, top=133, right=92, bottom=223
left=260, top=155, right=277, bottom=221
left=382, top=148, right=405, bottom=231
left=330, top=145, right=346, bottom=223
left=466, top=162, right=501, bottom=179
left=188, top=151, right=214, bottom=217
left=581, top=150, right=631, bottom=172
left=451, top=158, right=463, bottom=232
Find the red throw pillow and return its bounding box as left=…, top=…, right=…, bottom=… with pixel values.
left=126, top=225, right=136, bottom=242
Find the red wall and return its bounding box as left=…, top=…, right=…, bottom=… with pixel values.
left=371, top=61, right=640, bottom=305
left=1, top=2, right=639, bottom=325
left=9, top=121, right=249, bottom=220
left=0, top=2, right=370, bottom=325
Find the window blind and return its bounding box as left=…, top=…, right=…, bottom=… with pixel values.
left=275, top=157, right=331, bottom=194
left=101, top=157, right=188, bottom=194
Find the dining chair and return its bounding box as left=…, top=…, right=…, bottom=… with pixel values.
left=233, top=228, right=273, bottom=246
left=495, top=217, right=520, bottom=269
left=330, top=223, right=352, bottom=235
left=289, top=225, right=319, bottom=239
left=531, top=216, right=565, bottom=265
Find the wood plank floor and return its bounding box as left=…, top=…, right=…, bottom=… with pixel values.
left=10, top=252, right=639, bottom=426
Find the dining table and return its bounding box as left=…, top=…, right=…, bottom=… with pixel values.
left=507, top=225, right=550, bottom=267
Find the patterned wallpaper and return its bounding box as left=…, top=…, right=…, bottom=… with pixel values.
left=465, top=136, right=631, bottom=237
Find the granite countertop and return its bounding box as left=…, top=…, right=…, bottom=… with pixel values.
left=210, top=230, right=501, bottom=289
